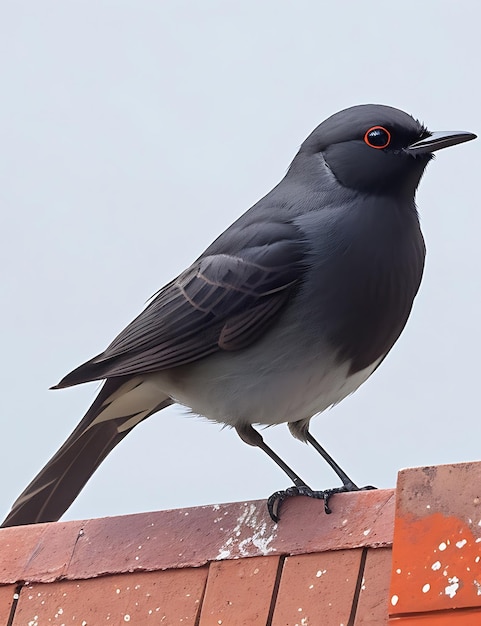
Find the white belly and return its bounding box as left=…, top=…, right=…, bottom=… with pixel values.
left=151, top=337, right=381, bottom=428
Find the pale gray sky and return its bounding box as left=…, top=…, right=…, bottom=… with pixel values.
left=1, top=1, right=480, bottom=522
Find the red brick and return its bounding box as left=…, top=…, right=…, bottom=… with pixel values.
left=12, top=569, right=208, bottom=625
left=272, top=550, right=363, bottom=625
left=355, top=548, right=392, bottom=625
left=275, top=488, right=395, bottom=556
left=22, top=520, right=86, bottom=582
left=0, top=585, right=17, bottom=624
left=0, top=523, right=47, bottom=582
left=0, top=490, right=394, bottom=585
left=198, top=556, right=280, bottom=625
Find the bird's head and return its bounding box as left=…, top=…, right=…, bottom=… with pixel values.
left=299, top=104, right=476, bottom=198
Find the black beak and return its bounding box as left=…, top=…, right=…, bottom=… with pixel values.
left=407, top=130, right=477, bottom=155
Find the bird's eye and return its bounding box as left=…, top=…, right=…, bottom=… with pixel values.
left=364, top=126, right=391, bottom=149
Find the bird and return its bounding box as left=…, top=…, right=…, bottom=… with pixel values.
left=2, top=104, right=475, bottom=528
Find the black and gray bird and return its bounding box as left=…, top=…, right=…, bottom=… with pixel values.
left=2, top=104, right=475, bottom=527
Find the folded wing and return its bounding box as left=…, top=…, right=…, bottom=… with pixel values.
left=56, top=220, right=306, bottom=387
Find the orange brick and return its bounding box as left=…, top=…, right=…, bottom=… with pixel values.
left=388, top=607, right=481, bottom=625
left=390, top=463, right=481, bottom=616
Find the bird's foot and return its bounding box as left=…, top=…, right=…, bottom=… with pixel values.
left=320, top=484, right=372, bottom=512
left=267, top=483, right=377, bottom=522
left=267, top=485, right=326, bottom=522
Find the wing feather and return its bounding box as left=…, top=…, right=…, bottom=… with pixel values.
left=55, top=221, right=306, bottom=387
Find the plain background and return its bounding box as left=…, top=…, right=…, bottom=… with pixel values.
left=1, top=1, right=480, bottom=523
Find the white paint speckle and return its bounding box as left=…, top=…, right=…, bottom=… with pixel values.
left=124, top=615, right=130, bottom=622
left=422, top=583, right=430, bottom=593
left=396, top=568, right=401, bottom=574
left=216, top=503, right=277, bottom=559
left=308, top=584, right=314, bottom=589
left=391, top=595, right=399, bottom=606
left=439, top=542, right=447, bottom=551
left=444, top=576, right=460, bottom=598
left=363, top=528, right=371, bottom=536
left=342, top=519, right=348, bottom=526
left=456, top=539, right=467, bottom=549
left=426, top=504, right=431, bottom=509
left=474, top=580, right=481, bottom=596
left=116, top=589, right=121, bottom=594
left=217, top=549, right=231, bottom=560
left=432, top=561, right=441, bottom=571
left=212, top=504, right=220, bottom=511
left=475, top=556, right=480, bottom=563
left=316, top=569, right=327, bottom=577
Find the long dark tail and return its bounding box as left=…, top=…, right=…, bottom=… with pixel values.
left=2, top=377, right=172, bottom=527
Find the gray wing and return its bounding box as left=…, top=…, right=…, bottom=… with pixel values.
left=56, top=220, right=306, bottom=387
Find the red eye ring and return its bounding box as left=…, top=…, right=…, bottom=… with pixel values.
left=364, top=126, right=391, bottom=149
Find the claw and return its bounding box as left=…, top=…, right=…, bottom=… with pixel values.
left=322, top=486, right=349, bottom=514
left=267, top=485, right=326, bottom=522
left=267, top=484, right=377, bottom=522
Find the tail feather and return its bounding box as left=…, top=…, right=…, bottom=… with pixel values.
left=1, top=377, right=172, bottom=527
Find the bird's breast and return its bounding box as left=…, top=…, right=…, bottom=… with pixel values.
left=298, top=195, right=425, bottom=373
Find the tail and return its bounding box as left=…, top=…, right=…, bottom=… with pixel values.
left=1, top=376, right=172, bottom=527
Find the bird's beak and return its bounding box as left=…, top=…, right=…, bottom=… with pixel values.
left=407, top=130, right=477, bottom=155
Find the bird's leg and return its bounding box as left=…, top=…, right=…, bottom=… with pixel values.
left=235, top=425, right=326, bottom=522
left=305, top=431, right=359, bottom=490
left=305, top=430, right=377, bottom=512
left=235, top=424, right=307, bottom=487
